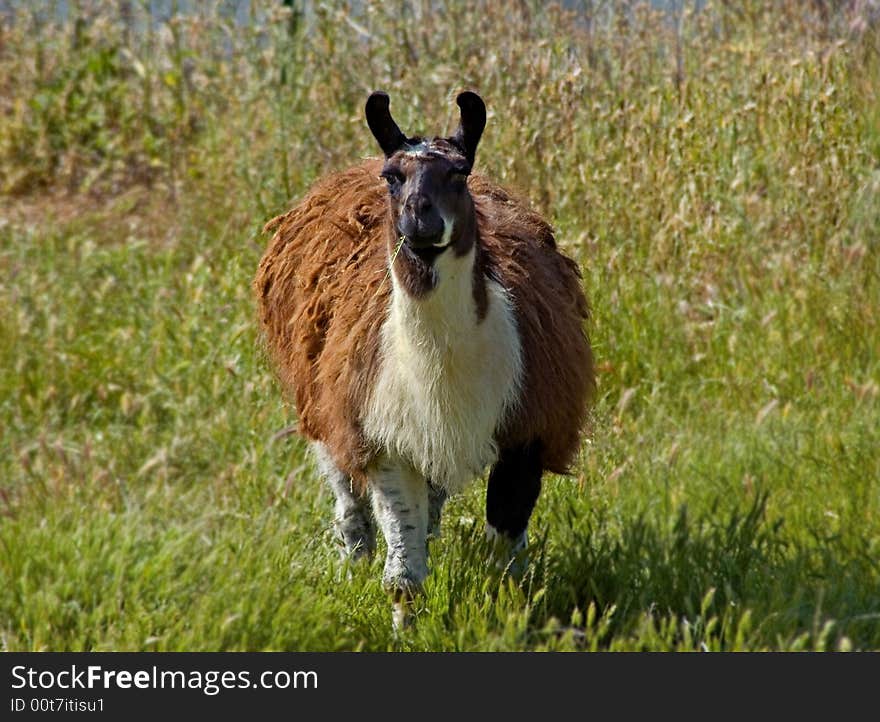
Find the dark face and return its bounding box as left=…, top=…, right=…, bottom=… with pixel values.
left=380, top=141, right=474, bottom=261
left=365, top=90, right=486, bottom=286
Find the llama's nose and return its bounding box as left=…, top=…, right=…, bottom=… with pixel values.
left=406, top=194, right=432, bottom=214
left=399, top=194, right=443, bottom=245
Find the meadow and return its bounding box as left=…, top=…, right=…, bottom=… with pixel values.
left=0, top=0, right=878, bottom=651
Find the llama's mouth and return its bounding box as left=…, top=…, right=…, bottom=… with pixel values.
left=403, top=236, right=453, bottom=264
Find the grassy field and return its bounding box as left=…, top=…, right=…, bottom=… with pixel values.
left=1, top=0, right=878, bottom=651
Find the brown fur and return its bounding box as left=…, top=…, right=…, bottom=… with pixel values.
left=472, top=181, right=595, bottom=474
left=254, top=159, right=595, bottom=490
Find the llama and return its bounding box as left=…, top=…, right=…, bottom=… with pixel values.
left=254, top=91, right=595, bottom=628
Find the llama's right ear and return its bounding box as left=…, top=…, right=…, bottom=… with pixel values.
left=450, top=91, right=486, bottom=167
left=366, top=91, right=407, bottom=157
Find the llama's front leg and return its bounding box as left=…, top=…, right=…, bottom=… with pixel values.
left=314, top=443, right=375, bottom=560
left=486, top=442, right=543, bottom=574
left=370, top=457, right=429, bottom=630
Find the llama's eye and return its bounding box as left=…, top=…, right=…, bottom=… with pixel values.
left=381, top=170, right=404, bottom=191
left=448, top=167, right=469, bottom=187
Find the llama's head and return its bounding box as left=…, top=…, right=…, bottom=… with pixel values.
left=366, top=91, right=486, bottom=288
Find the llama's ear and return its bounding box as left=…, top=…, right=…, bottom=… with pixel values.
left=366, top=91, right=407, bottom=157
left=450, top=91, right=486, bottom=167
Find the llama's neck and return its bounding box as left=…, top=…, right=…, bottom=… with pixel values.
left=390, top=243, right=479, bottom=335
left=365, top=240, right=524, bottom=492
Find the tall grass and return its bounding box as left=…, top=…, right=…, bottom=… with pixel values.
left=1, top=0, right=878, bottom=650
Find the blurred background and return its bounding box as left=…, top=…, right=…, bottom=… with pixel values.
left=1, top=1, right=878, bottom=651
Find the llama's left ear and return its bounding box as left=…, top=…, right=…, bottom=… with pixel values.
left=450, top=91, right=486, bottom=167
left=366, top=91, right=407, bottom=157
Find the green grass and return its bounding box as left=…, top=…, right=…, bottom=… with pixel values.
left=1, top=0, right=879, bottom=651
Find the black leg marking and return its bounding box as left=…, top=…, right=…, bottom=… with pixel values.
left=486, top=441, right=543, bottom=540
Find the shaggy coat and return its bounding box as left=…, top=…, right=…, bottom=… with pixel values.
left=255, top=158, right=594, bottom=492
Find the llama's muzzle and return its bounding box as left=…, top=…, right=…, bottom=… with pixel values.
left=398, top=221, right=446, bottom=250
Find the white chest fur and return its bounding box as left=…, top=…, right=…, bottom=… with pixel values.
left=363, top=246, right=523, bottom=493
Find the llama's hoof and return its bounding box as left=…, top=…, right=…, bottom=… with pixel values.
left=384, top=568, right=424, bottom=631
left=336, top=513, right=376, bottom=561
left=486, top=524, right=529, bottom=577
left=336, top=538, right=374, bottom=582
left=389, top=587, right=417, bottom=632
left=336, top=536, right=375, bottom=562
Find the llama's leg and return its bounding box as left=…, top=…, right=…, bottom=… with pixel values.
left=370, top=456, right=430, bottom=630
left=313, top=443, right=375, bottom=560
left=485, top=441, right=543, bottom=571
left=427, top=483, right=447, bottom=540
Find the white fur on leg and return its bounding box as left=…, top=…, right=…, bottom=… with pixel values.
left=313, top=442, right=375, bottom=559
left=370, top=456, right=430, bottom=629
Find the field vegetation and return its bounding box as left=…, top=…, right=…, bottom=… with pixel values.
left=1, top=0, right=878, bottom=650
